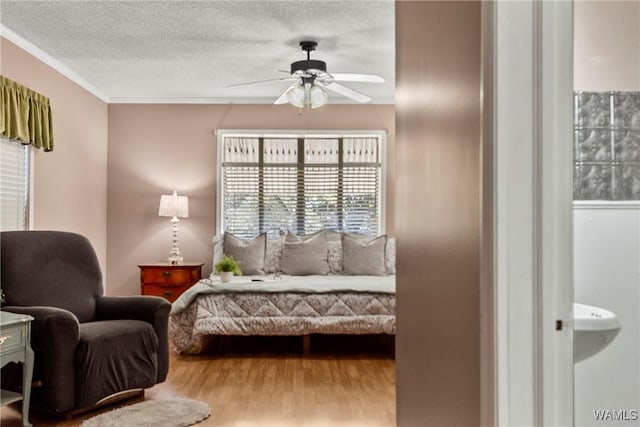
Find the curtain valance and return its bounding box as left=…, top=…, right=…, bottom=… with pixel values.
left=0, top=75, right=53, bottom=151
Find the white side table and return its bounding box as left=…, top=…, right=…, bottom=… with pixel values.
left=1, top=311, right=34, bottom=427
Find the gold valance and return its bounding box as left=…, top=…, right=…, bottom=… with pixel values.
left=1, top=75, right=54, bottom=151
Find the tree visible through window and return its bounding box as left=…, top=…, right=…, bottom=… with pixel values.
left=219, top=132, right=385, bottom=238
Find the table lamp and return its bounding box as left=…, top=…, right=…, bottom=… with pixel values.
left=158, top=190, right=189, bottom=264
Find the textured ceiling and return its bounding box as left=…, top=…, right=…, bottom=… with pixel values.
left=0, top=1, right=395, bottom=103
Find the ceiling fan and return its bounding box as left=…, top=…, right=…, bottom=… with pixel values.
left=228, top=40, right=384, bottom=109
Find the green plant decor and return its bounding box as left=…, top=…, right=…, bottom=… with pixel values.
left=215, top=255, right=242, bottom=276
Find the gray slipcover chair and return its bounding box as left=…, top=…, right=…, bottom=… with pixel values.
left=0, top=231, right=171, bottom=414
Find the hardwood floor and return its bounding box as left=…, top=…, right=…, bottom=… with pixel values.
left=1, top=335, right=396, bottom=426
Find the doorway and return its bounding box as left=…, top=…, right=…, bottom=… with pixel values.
left=573, top=2, right=640, bottom=425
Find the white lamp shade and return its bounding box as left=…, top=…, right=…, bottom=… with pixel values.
left=158, top=191, right=189, bottom=218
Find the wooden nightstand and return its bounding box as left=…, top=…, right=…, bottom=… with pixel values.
left=139, top=263, right=204, bottom=303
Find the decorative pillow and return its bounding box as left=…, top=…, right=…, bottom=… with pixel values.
left=263, top=237, right=285, bottom=274
left=327, top=240, right=343, bottom=273
left=212, top=234, right=224, bottom=269
left=386, top=237, right=396, bottom=274
left=281, top=231, right=330, bottom=275
left=223, top=232, right=267, bottom=275
left=342, top=234, right=387, bottom=276
left=326, top=230, right=343, bottom=242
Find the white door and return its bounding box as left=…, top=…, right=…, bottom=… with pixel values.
left=492, top=1, right=574, bottom=425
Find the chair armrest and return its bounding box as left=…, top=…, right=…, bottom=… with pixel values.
left=2, top=306, right=79, bottom=413
left=96, top=296, right=171, bottom=382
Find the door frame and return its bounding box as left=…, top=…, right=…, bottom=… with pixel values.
left=489, top=1, right=574, bottom=425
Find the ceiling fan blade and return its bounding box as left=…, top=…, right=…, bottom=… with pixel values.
left=274, top=82, right=300, bottom=105
left=322, top=82, right=372, bottom=103
left=227, top=77, right=296, bottom=88
left=330, top=73, right=385, bottom=83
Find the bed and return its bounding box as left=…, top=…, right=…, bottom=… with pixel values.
left=169, top=233, right=396, bottom=354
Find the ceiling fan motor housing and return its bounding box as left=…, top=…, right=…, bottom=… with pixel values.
left=299, top=41, right=318, bottom=51
left=291, top=59, right=327, bottom=75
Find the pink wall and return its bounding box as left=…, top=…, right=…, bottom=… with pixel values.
left=574, top=0, right=640, bottom=91
left=107, top=104, right=395, bottom=295
left=1, top=37, right=109, bottom=273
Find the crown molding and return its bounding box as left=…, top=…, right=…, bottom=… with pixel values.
left=1, top=24, right=109, bottom=103
left=109, top=97, right=396, bottom=105
left=109, top=97, right=277, bottom=104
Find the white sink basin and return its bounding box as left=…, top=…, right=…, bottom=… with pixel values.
left=574, top=303, right=621, bottom=363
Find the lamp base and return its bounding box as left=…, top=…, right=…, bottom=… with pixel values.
left=167, top=216, right=183, bottom=265
left=168, top=253, right=184, bottom=265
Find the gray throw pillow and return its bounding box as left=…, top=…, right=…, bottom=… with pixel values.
left=223, top=233, right=266, bottom=275
left=342, top=234, right=387, bottom=275
left=281, top=231, right=330, bottom=275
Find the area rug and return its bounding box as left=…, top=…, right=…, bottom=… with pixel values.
left=80, top=398, right=211, bottom=427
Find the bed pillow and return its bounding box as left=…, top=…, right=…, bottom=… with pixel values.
left=385, top=237, right=396, bottom=274
left=327, top=240, right=343, bottom=273
left=212, top=234, right=224, bottom=268
left=281, top=231, right=330, bottom=275
left=342, top=233, right=387, bottom=276
left=223, top=232, right=267, bottom=275
left=263, top=236, right=285, bottom=274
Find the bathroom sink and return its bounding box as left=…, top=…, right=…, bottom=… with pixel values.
left=574, top=303, right=621, bottom=363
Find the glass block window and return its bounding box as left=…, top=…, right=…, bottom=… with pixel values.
left=574, top=92, right=640, bottom=200
left=218, top=132, right=385, bottom=239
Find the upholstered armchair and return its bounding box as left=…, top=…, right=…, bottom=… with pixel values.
left=0, top=231, right=171, bottom=415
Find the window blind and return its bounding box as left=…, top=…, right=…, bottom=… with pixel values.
left=0, top=138, right=30, bottom=231
left=221, top=135, right=382, bottom=238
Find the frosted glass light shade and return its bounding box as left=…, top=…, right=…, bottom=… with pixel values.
left=158, top=191, right=189, bottom=218
left=286, top=85, right=305, bottom=108
left=309, top=85, right=329, bottom=108
left=285, top=83, right=328, bottom=109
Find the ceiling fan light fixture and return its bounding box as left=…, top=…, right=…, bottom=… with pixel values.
left=309, top=85, right=329, bottom=109
left=230, top=40, right=384, bottom=108
left=286, top=84, right=305, bottom=108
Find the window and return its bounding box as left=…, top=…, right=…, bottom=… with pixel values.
left=0, top=138, right=31, bottom=231
left=218, top=131, right=385, bottom=238
left=573, top=91, right=640, bottom=200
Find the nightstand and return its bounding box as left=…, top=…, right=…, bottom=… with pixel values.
left=139, top=263, right=204, bottom=302
left=1, top=311, right=34, bottom=427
